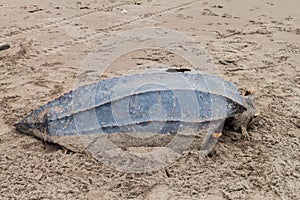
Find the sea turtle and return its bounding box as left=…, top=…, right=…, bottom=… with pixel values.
left=15, top=71, right=257, bottom=155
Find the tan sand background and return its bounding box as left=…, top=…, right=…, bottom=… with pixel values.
left=0, top=0, right=299, bottom=199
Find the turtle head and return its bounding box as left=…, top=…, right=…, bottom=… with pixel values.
left=224, top=90, right=259, bottom=133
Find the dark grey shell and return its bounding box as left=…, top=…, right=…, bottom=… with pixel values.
left=15, top=72, right=248, bottom=138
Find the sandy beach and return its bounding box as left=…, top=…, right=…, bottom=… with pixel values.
left=0, top=0, right=299, bottom=199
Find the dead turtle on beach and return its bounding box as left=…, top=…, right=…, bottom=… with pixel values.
left=15, top=71, right=257, bottom=156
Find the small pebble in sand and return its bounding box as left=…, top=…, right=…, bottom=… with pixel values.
left=0, top=43, right=10, bottom=51
left=212, top=5, right=223, bottom=8
left=121, top=9, right=127, bottom=14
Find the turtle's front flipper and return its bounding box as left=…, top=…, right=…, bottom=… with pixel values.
left=241, top=126, right=249, bottom=139
left=200, top=132, right=222, bottom=156
left=199, top=121, right=225, bottom=156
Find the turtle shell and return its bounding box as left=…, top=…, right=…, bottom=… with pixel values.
left=15, top=72, right=248, bottom=138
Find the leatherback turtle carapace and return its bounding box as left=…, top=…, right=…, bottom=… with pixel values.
left=15, top=71, right=256, bottom=154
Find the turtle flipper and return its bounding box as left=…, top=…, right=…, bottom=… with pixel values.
left=241, top=126, right=249, bottom=139
left=199, top=120, right=225, bottom=156
left=200, top=132, right=222, bottom=156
